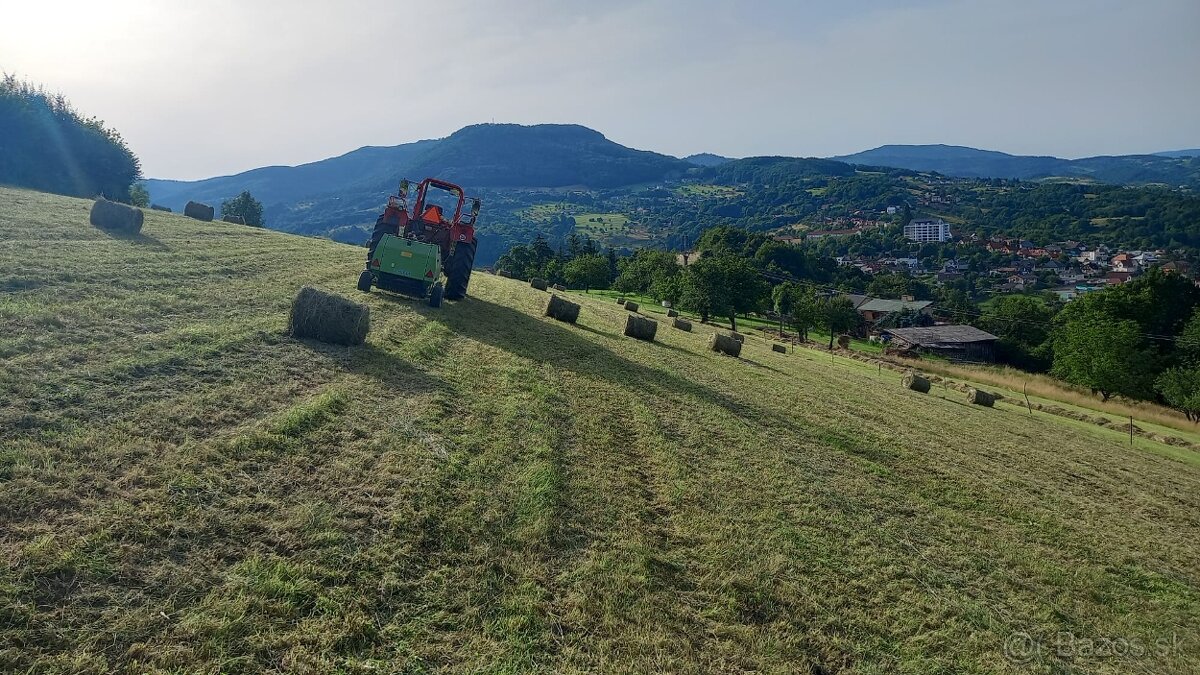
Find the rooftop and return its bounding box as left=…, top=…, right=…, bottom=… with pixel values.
left=858, top=298, right=933, bottom=313
left=883, top=325, right=999, bottom=345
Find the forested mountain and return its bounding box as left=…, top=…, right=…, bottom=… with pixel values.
left=144, top=125, right=1200, bottom=267
left=145, top=140, right=438, bottom=209
left=683, top=153, right=732, bottom=167
left=833, top=144, right=1200, bottom=189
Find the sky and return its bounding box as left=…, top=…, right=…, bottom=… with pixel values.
left=2, top=0, right=1198, bottom=180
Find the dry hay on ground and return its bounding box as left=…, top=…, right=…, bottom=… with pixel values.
left=624, top=314, right=657, bottom=341
left=967, top=388, right=996, bottom=407
left=903, top=372, right=931, bottom=393
left=544, top=294, right=581, bottom=324
left=710, top=333, right=742, bottom=357
left=289, top=285, right=370, bottom=345
left=89, top=199, right=144, bottom=234
left=184, top=201, right=215, bottom=221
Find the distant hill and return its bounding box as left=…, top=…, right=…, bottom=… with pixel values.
left=832, top=144, right=1200, bottom=188
left=147, top=123, right=690, bottom=213
left=1155, top=149, right=1200, bottom=158
left=683, top=153, right=732, bottom=167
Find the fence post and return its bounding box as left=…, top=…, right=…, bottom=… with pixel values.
left=1024, top=382, right=1033, bottom=416
left=1130, top=416, right=1134, bottom=446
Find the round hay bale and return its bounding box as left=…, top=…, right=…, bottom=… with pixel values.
left=666, top=309, right=679, bottom=318
left=496, top=269, right=511, bottom=278
left=624, top=301, right=640, bottom=313
left=624, top=315, right=657, bottom=342
left=902, top=372, right=931, bottom=393
left=150, top=203, right=172, bottom=212
left=544, top=294, right=581, bottom=324
left=672, top=318, right=692, bottom=332
left=289, top=286, right=370, bottom=346
left=728, top=332, right=745, bottom=343
left=709, top=333, right=742, bottom=357
left=222, top=214, right=245, bottom=225
left=184, top=201, right=215, bottom=221
left=837, top=334, right=851, bottom=349
left=89, top=199, right=144, bottom=234
left=552, top=283, right=566, bottom=291
left=616, top=297, right=626, bottom=305
left=530, top=277, right=548, bottom=291
left=966, top=388, right=995, bottom=407
left=772, top=344, right=786, bottom=354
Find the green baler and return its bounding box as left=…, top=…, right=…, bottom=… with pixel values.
left=358, top=177, right=480, bottom=308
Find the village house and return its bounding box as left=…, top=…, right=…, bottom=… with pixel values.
left=1111, top=253, right=1139, bottom=273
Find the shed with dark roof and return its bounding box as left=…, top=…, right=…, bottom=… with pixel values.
left=882, top=325, right=999, bottom=362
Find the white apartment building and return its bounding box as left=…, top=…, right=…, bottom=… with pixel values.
left=903, top=218, right=953, bottom=243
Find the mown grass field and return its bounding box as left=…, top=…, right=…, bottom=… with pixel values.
left=2, top=187, right=1199, bottom=673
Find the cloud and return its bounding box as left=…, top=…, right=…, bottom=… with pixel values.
left=1, top=0, right=1196, bottom=179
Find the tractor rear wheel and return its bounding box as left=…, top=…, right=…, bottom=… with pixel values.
left=444, top=239, right=476, bottom=301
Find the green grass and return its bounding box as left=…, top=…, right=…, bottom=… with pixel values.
left=2, top=186, right=1200, bottom=672
left=676, top=184, right=741, bottom=198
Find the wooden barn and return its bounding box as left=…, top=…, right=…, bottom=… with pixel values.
left=882, top=325, right=999, bottom=362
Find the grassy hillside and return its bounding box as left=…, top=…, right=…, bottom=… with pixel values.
left=2, top=187, right=1199, bottom=673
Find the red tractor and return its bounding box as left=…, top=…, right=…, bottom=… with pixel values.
left=359, top=178, right=480, bottom=304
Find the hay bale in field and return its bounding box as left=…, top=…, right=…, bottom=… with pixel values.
left=772, top=344, right=786, bottom=354
left=530, top=277, right=548, bottom=291
left=150, top=203, right=172, bottom=212
left=666, top=309, right=679, bottom=318
left=552, top=283, right=566, bottom=291
left=902, top=372, right=931, bottom=393
left=624, top=315, right=657, bottom=341
left=837, top=334, right=851, bottom=349
left=616, top=297, right=626, bottom=305
left=89, top=198, right=144, bottom=234
left=289, top=286, right=370, bottom=346
left=496, top=269, right=511, bottom=278
left=184, top=201, right=215, bottom=221
left=728, top=332, right=745, bottom=343
left=624, top=301, right=640, bottom=313
left=673, top=318, right=692, bottom=332
left=544, top=294, right=581, bottom=324
left=966, top=388, right=995, bottom=407
left=222, top=214, right=245, bottom=224
left=709, top=333, right=742, bottom=357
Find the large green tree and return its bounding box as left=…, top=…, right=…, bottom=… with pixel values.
left=823, top=297, right=862, bottom=349
left=563, top=254, right=611, bottom=292
left=0, top=74, right=141, bottom=201
left=221, top=191, right=265, bottom=227
left=678, top=254, right=767, bottom=330
left=1156, top=367, right=1200, bottom=422
left=1050, top=313, right=1154, bottom=401
left=978, top=295, right=1058, bottom=370
left=773, top=281, right=822, bottom=342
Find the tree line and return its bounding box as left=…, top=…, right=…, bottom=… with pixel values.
left=0, top=74, right=140, bottom=202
